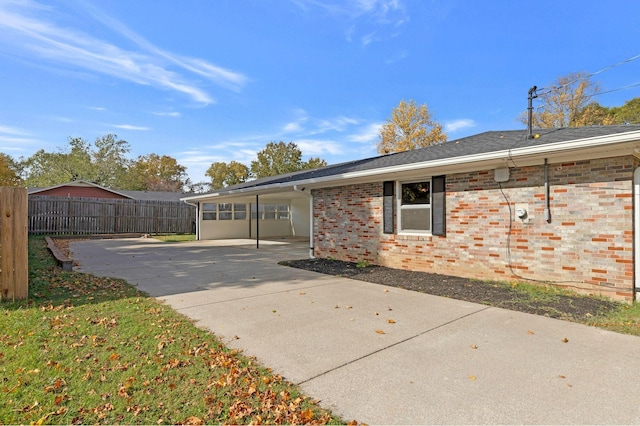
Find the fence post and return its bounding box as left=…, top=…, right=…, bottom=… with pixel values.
left=0, top=187, right=28, bottom=301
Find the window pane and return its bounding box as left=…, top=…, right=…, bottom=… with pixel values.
left=203, top=212, right=216, bottom=221
left=219, top=212, right=232, bottom=220
left=202, top=203, right=217, bottom=212
left=277, top=204, right=289, bottom=220
left=234, top=203, right=246, bottom=212
left=402, top=182, right=430, bottom=205
left=251, top=204, right=265, bottom=219
left=219, top=203, right=232, bottom=212
left=234, top=211, right=247, bottom=220
left=263, top=204, right=276, bottom=219
left=400, top=207, right=430, bottom=231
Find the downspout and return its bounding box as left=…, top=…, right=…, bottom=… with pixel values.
left=634, top=168, right=640, bottom=301
left=544, top=158, right=551, bottom=223
left=294, top=185, right=315, bottom=258
left=183, top=200, right=200, bottom=240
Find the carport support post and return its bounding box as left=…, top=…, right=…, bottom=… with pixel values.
left=256, top=194, right=259, bottom=249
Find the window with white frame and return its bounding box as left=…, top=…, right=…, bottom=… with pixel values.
left=250, top=203, right=290, bottom=220
left=202, top=203, right=247, bottom=220
left=202, top=203, right=217, bottom=220
left=218, top=203, right=232, bottom=220
left=398, top=180, right=431, bottom=233
left=234, top=203, right=247, bottom=220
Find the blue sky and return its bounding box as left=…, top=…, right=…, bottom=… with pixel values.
left=1, top=0, right=640, bottom=185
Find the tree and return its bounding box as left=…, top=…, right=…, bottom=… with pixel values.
left=91, top=134, right=131, bottom=189
left=524, top=72, right=601, bottom=128
left=0, top=153, right=23, bottom=187
left=128, top=154, right=188, bottom=192
left=610, top=97, right=640, bottom=124
left=21, top=135, right=131, bottom=188
left=250, top=141, right=327, bottom=179
left=377, top=99, right=447, bottom=154
left=21, top=138, right=93, bottom=187
left=571, top=102, right=616, bottom=127
left=206, top=161, right=250, bottom=189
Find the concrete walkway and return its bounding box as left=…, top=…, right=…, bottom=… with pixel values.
left=71, top=238, right=640, bottom=425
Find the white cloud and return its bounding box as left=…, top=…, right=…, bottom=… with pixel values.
left=0, top=124, right=29, bottom=135
left=445, top=119, right=476, bottom=133
left=112, top=124, right=150, bottom=131
left=291, top=0, right=408, bottom=45
left=348, top=123, right=381, bottom=143
left=283, top=121, right=304, bottom=133
left=153, top=111, right=181, bottom=118
left=296, top=139, right=344, bottom=156
left=0, top=124, right=40, bottom=152
left=0, top=1, right=247, bottom=104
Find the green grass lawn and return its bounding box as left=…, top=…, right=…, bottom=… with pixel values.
left=151, top=234, right=197, bottom=243
left=0, top=236, right=343, bottom=425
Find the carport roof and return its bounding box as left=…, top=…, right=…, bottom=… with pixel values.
left=182, top=125, right=640, bottom=201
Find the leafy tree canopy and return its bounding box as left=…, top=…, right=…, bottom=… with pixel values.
left=377, top=99, right=447, bottom=154
left=206, top=161, right=250, bottom=189
left=0, top=153, right=23, bottom=187
left=127, top=154, right=189, bottom=192
left=21, top=136, right=129, bottom=188
left=250, top=141, right=327, bottom=179
left=524, top=72, right=600, bottom=128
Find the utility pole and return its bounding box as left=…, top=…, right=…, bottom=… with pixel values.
left=527, top=86, right=538, bottom=139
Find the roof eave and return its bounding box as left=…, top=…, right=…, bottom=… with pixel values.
left=182, top=129, right=640, bottom=202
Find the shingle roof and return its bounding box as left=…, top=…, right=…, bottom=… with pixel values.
left=117, top=190, right=187, bottom=202
left=204, top=125, right=640, bottom=195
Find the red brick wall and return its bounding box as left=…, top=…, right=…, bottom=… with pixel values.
left=312, top=156, right=638, bottom=301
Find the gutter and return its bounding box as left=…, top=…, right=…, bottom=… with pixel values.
left=181, top=130, right=640, bottom=203
left=183, top=200, right=200, bottom=240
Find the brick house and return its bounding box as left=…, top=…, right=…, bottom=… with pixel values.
left=182, top=125, right=640, bottom=302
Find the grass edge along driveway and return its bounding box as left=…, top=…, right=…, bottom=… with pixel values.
left=0, top=236, right=346, bottom=425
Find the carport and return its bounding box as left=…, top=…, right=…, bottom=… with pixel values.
left=182, top=185, right=313, bottom=254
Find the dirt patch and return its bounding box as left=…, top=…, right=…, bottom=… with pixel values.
left=281, top=258, right=620, bottom=323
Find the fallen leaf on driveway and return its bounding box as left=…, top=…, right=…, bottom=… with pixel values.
left=470, top=344, right=478, bottom=349
left=387, top=319, right=396, bottom=324
left=299, top=292, right=305, bottom=295
left=468, top=375, right=476, bottom=381
left=527, top=330, right=535, bottom=335
left=562, top=337, right=569, bottom=343
left=375, top=329, right=385, bottom=335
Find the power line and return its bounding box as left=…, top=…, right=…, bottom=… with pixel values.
left=535, top=53, right=640, bottom=96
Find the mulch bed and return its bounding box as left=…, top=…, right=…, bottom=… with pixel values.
left=281, top=258, right=621, bottom=322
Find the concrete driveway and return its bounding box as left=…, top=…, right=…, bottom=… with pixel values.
left=71, top=237, right=640, bottom=424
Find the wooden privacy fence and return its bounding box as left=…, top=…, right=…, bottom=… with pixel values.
left=28, top=196, right=196, bottom=235
left=1, top=187, right=28, bottom=301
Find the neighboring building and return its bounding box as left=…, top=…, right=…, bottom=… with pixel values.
left=28, top=180, right=194, bottom=235
left=28, top=180, right=186, bottom=201
left=183, top=125, right=640, bottom=302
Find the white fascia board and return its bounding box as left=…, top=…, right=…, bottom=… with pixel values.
left=288, top=130, right=640, bottom=187
left=181, top=130, right=640, bottom=202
